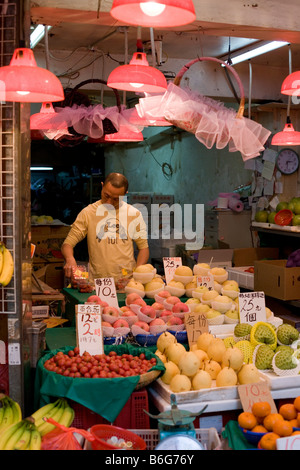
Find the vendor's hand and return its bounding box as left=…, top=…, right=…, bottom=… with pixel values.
left=64, top=258, right=77, bottom=279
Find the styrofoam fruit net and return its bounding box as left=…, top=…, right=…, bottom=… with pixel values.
left=149, top=324, right=168, bottom=335
left=221, top=287, right=239, bottom=299
left=211, top=299, right=234, bottom=314
left=144, top=286, right=165, bottom=299
left=124, top=286, right=145, bottom=298
left=224, top=314, right=239, bottom=324
left=207, top=314, right=225, bottom=325
left=164, top=285, right=186, bottom=297
left=272, top=351, right=300, bottom=377
left=166, top=323, right=185, bottom=332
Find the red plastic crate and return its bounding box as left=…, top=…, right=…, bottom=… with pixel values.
left=69, top=389, right=150, bottom=430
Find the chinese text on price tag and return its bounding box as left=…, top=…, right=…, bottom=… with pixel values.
left=185, top=311, right=209, bottom=348
left=196, top=274, right=214, bottom=290
left=94, top=277, right=119, bottom=309
left=76, top=304, right=104, bottom=355
left=163, top=257, right=182, bottom=285
left=238, top=291, right=266, bottom=325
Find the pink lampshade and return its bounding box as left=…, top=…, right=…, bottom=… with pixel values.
left=88, top=125, right=144, bottom=143
left=0, top=48, right=64, bottom=102
left=110, top=0, right=196, bottom=27
left=107, top=52, right=167, bottom=93
left=271, top=122, right=300, bottom=146
left=281, top=71, right=300, bottom=96
left=30, top=102, right=56, bottom=129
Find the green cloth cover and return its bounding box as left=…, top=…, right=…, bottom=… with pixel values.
left=34, top=344, right=165, bottom=423
left=222, top=420, right=257, bottom=450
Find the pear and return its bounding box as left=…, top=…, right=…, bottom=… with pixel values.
left=169, top=374, right=192, bottom=393
left=193, top=349, right=209, bottom=368
left=196, top=332, right=214, bottom=352
left=207, top=338, right=227, bottom=362
left=216, top=366, right=238, bottom=387
left=157, top=331, right=177, bottom=353
left=178, top=351, right=200, bottom=377
left=155, top=349, right=167, bottom=364
left=165, top=342, right=187, bottom=365
left=222, top=347, right=244, bottom=371
left=237, top=363, right=260, bottom=384
left=160, top=361, right=180, bottom=385
left=203, top=359, right=222, bottom=379
left=192, top=370, right=212, bottom=390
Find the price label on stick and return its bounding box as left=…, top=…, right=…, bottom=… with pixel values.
left=238, top=291, right=266, bottom=325
left=185, top=311, right=209, bottom=348
left=76, top=304, right=104, bottom=356
left=196, top=274, right=214, bottom=290
left=163, top=257, right=182, bottom=285
left=94, top=277, right=119, bottom=309
left=238, top=382, right=277, bottom=413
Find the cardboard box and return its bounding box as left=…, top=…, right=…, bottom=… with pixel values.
left=31, top=224, right=70, bottom=264
left=254, top=259, right=300, bottom=301
left=197, top=249, right=233, bottom=269
left=233, top=247, right=279, bottom=267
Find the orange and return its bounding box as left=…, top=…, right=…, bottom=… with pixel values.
left=279, top=403, right=298, bottom=421
left=292, top=431, right=300, bottom=436
left=238, top=412, right=258, bottom=430
left=259, top=432, right=280, bottom=451
left=251, top=425, right=268, bottom=433
left=297, top=413, right=300, bottom=427
left=289, top=418, right=299, bottom=428
left=293, top=396, right=300, bottom=412
left=273, top=419, right=294, bottom=437
left=263, top=413, right=284, bottom=432
left=252, top=401, right=272, bottom=419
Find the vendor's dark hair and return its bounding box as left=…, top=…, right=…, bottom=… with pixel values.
left=104, top=173, right=129, bottom=192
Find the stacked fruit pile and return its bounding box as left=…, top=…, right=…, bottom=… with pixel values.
left=0, top=394, right=75, bottom=450
left=254, top=197, right=300, bottom=226
left=238, top=398, right=300, bottom=450
left=0, top=242, right=14, bottom=287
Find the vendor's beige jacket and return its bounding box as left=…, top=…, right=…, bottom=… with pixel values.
left=64, top=200, right=148, bottom=281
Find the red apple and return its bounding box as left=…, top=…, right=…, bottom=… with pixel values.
left=126, top=293, right=142, bottom=304
left=102, top=321, right=113, bottom=327
left=140, top=305, right=156, bottom=319
left=152, top=302, right=165, bottom=311
left=157, top=290, right=171, bottom=299
left=172, top=302, right=190, bottom=313
left=131, top=298, right=147, bottom=307
left=160, top=310, right=173, bottom=318
left=121, top=309, right=136, bottom=317
left=120, top=306, right=131, bottom=313
left=103, top=306, right=119, bottom=317
left=165, top=296, right=181, bottom=305
left=150, top=318, right=165, bottom=327
left=86, top=295, right=108, bottom=308
left=134, top=321, right=150, bottom=332
left=167, top=316, right=184, bottom=326
left=113, top=318, right=129, bottom=329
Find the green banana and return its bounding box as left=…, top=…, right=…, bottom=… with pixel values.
left=0, top=398, right=14, bottom=433
left=37, top=400, right=65, bottom=436
left=3, top=420, right=27, bottom=450
left=13, top=422, right=33, bottom=450
left=0, top=420, right=25, bottom=450
left=31, top=399, right=61, bottom=427
left=28, top=428, right=42, bottom=450
left=0, top=243, right=14, bottom=286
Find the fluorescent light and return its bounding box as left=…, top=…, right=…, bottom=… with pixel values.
left=30, top=25, right=52, bottom=49
left=30, top=166, right=53, bottom=171
left=222, top=40, right=289, bottom=65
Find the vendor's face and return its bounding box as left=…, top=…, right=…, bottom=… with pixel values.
left=101, top=181, right=127, bottom=209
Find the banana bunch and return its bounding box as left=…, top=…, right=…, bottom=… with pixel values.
left=0, top=242, right=14, bottom=287
left=0, top=417, right=41, bottom=450
left=0, top=394, right=22, bottom=434
left=31, top=398, right=75, bottom=437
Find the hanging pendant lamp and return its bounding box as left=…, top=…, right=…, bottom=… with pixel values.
left=30, top=102, right=61, bottom=129
left=88, top=125, right=144, bottom=143
left=107, top=51, right=167, bottom=93
left=272, top=46, right=300, bottom=145
left=0, top=48, right=64, bottom=102
left=110, top=0, right=196, bottom=27
left=281, top=71, right=300, bottom=96
left=271, top=118, right=300, bottom=146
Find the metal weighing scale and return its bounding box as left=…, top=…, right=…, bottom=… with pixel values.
left=144, top=394, right=208, bottom=450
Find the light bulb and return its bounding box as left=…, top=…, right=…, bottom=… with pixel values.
left=129, top=82, right=145, bottom=88
left=17, top=90, right=30, bottom=95
left=140, top=1, right=166, bottom=16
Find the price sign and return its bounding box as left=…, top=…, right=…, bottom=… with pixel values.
left=196, top=274, right=214, bottom=290
left=184, top=311, right=209, bottom=348
left=163, top=257, right=182, bottom=285
left=276, top=435, right=300, bottom=450
left=238, top=291, right=266, bottom=325
left=238, top=382, right=277, bottom=413
left=94, top=277, right=119, bottom=309
left=76, top=304, right=104, bottom=356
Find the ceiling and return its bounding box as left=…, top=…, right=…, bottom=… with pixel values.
left=29, top=0, right=300, bottom=68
